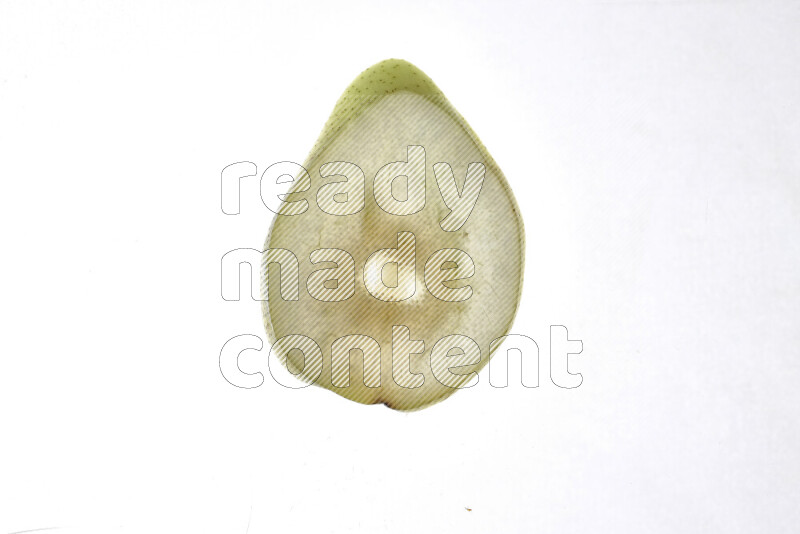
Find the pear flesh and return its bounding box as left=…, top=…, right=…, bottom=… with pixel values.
left=262, top=59, right=524, bottom=411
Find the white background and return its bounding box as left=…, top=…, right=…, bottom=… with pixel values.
left=1, top=1, right=799, bottom=533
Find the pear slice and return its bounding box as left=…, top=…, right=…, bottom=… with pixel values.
left=262, top=59, right=524, bottom=411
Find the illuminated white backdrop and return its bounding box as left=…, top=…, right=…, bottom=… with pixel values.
left=1, top=1, right=798, bottom=533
